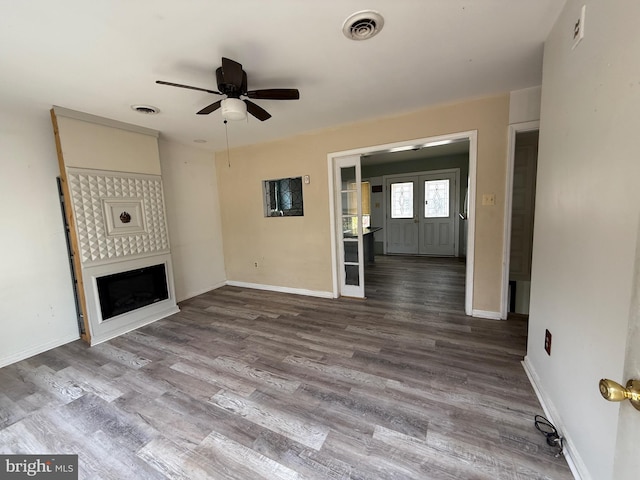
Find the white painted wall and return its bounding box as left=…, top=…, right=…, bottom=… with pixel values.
left=0, top=107, right=80, bottom=367
left=159, top=140, right=226, bottom=301
left=526, top=1, right=640, bottom=479
left=0, top=105, right=228, bottom=366
left=514, top=280, right=530, bottom=315
left=509, top=86, right=541, bottom=124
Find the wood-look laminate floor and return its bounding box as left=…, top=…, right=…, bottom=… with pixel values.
left=0, top=255, right=573, bottom=479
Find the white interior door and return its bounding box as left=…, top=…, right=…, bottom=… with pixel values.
left=335, top=155, right=364, bottom=298
left=612, top=234, right=640, bottom=478
left=386, top=177, right=419, bottom=254
left=419, top=172, right=457, bottom=255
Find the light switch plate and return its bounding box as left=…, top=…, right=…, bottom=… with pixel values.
left=482, top=193, right=495, bottom=206
left=572, top=5, right=586, bottom=50
left=545, top=329, right=552, bottom=355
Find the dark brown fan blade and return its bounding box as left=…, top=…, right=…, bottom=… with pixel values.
left=196, top=100, right=222, bottom=115
left=156, top=80, right=221, bottom=95
left=246, top=89, right=300, bottom=100
left=245, top=100, right=272, bottom=121
left=221, top=57, right=244, bottom=89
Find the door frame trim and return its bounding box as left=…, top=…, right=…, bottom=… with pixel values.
left=328, top=130, right=477, bottom=316
left=334, top=154, right=365, bottom=298
left=501, top=121, right=540, bottom=319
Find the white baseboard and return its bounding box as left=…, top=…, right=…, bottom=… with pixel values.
left=522, top=356, right=588, bottom=480
left=226, top=280, right=334, bottom=299
left=0, top=333, right=80, bottom=368
left=177, top=281, right=227, bottom=302
left=472, top=309, right=503, bottom=320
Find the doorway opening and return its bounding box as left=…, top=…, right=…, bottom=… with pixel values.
left=502, top=122, right=540, bottom=318
left=328, top=131, right=477, bottom=315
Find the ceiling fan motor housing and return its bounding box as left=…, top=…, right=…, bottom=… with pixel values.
left=216, top=67, right=247, bottom=97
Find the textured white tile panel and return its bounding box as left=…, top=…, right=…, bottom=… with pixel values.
left=68, top=169, right=169, bottom=264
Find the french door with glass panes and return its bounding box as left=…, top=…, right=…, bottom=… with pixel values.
left=385, top=169, right=459, bottom=256
left=335, top=155, right=364, bottom=298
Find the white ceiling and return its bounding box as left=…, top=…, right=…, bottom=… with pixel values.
left=0, top=1, right=564, bottom=152
left=362, top=139, right=470, bottom=167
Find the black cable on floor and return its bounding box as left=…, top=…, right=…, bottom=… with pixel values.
left=534, top=415, right=564, bottom=457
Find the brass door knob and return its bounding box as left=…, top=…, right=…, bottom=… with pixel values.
left=599, top=378, right=640, bottom=411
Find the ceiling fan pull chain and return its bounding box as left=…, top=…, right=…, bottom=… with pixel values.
left=224, top=119, right=231, bottom=168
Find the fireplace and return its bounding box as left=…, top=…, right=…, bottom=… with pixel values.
left=53, top=108, right=179, bottom=346
left=63, top=164, right=180, bottom=345
left=83, top=253, right=178, bottom=345
left=97, top=264, right=169, bottom=320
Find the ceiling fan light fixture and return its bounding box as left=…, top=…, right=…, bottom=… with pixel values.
left=221, top=98, right=247, bottom=121
left=343, top=10, right=384, bottom=41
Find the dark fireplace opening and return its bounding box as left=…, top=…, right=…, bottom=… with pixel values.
left=97, top=264, right=169, bottom=320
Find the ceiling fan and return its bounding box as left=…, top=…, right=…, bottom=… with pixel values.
left=156, top=57, right=300, bottom=121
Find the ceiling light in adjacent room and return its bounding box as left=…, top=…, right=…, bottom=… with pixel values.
left=422, top=139, right=453, bottom=148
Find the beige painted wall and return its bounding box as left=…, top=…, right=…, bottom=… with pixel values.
left=55, top=113, right=160, bottom=175
left=216, top=94, right=509, bottom=311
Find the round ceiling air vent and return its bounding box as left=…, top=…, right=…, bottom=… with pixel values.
left=131, top=105, right=160, bottom=115
left=342, top=10, right=384, bottom=41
